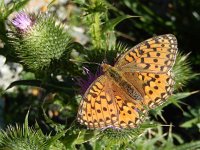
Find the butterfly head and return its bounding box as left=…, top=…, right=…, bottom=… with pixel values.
left=101, top=63, right=112, bottom=73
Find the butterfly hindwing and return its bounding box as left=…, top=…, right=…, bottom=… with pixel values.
left=123, top=71, right=175, bottom=109
left=110, top=81, right=146, bottom=128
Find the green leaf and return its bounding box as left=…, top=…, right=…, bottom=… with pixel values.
left=46, top=129, right=68, bottom=149
left=180, top=118, right=200, bottom=128
left=73, top=129, right=97, bottom=145
left=73, top=0, right=86, bottom=5
left=6, top=0, right=30, bottom=18
left=176, top=141, right=200, bottom=150
left=6, top=79, right=74, bottom=93
left=102, top=15, right=140, bottom=32
left=24, top=110, right=30, bottom=138
left=43, top=109, right=66, bottom=132
left=61, top=129, right=97, bottom=149
left=0, top=0, right=30, bottom=20
left=0, top=1, right=7, bottom=43
left=70, top=42, right=86, bottom=54
left=170, top=91, right=199, bottom=101
left=0, top=0, right=6, bottom=20
left=151, top=91, right=198, bottom=120
left=34, top=121, right=44, bottom=136
left=6, top=80, right=43, bottom=90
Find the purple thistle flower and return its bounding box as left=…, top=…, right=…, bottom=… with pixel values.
left=12, top=12, right=34, bottom=31
left=76, top=67, right=103, bottom=95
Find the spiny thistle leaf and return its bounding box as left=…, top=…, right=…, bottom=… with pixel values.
left=0, top=111, right=67, bottom=150
left=0, top=124, right=48, bottom=150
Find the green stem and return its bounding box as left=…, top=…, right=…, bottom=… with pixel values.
left=92, top=12, right=101, bottom=49
left=88, top=0, right=102, bottom=49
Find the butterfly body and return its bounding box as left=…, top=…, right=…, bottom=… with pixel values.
left=102, top=64, right=144, bottom=101
left=77, top=34, right=178, bottom=129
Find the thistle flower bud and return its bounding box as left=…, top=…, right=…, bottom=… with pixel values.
left=11, top=12, right=71, bottom=73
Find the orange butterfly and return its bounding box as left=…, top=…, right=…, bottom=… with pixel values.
left=77, top=34, right=177, bottom=129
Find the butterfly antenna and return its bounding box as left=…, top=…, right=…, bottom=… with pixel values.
left=69, top=59, right=101, bottom=66
left=104, top=48, right=108, bottom=63
left=104, top=34, right=112, bottom=64
left=102, top=44, right=109, bottom=65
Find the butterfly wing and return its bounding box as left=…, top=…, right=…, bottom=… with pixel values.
left=123, top=71, right=175, bottom=109
left=109, top=80, right=147, bottom=128
left=77, top=75, right=118, bottom=129
left=115, top=34, right=177, bottom=109
left=115, top=34, right=177, bottom=73
left=77, top=75, right=146, bottom=129
left=77, top=34, right=178, bottom=128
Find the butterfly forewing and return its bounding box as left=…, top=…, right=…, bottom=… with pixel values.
left=115, top=34, right=177, bottom=73
left=77, top=75, right=119, bottom=129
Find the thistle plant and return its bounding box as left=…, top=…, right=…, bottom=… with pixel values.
left=0, top=0, right=199, bottom=149
left=9, top=11, right=72, bottom=75
left=0, top=112, right=67, bottom=150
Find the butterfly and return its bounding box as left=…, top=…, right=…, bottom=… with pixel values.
left=77, top=34, right=177, bottom=129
